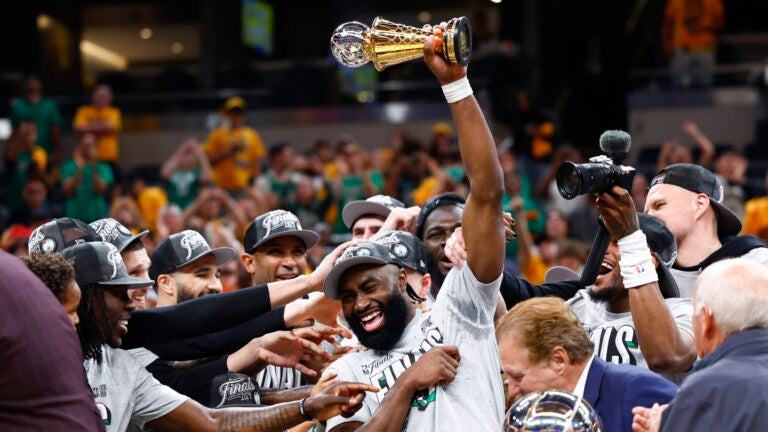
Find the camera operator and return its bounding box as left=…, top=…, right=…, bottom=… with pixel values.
left=645, top=163, right=768, bottom=297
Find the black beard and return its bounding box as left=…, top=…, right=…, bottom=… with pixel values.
left=588, top=285, right=623, bottom=304
left=177, top=288, right=195, bottom=304
left=347, top=288, right=410, bottom=352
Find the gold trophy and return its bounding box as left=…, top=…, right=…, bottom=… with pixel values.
left=330, top=17, right=472, bottom=71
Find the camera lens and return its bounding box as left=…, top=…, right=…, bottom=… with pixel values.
left=556, top=162, right=582, bottom=200
left=555, top=162, right=613, bottom=200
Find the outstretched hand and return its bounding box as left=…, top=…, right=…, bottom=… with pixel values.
left=257, top=330, right=332, bottom=377
left=305, top=381, right=380, bottom=420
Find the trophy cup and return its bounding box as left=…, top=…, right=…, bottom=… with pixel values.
left=330, top=17, right=472, bottom=71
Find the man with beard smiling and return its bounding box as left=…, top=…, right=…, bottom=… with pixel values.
left=318, top=23, right=507, bottom=432
left=61, top=240, right=378, bottom=431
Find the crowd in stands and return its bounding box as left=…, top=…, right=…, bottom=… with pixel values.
left=3, top=12, right=768, bottom=432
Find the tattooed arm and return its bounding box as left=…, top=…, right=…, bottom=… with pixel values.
left=146, top=382, right=377, bottom=432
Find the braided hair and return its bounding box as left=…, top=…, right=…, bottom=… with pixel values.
left=77, top=282, right=109, bottom=362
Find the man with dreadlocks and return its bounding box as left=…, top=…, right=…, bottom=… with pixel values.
left=60, top=240, right=378, bottom=431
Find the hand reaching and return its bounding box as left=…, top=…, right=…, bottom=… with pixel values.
left=256, top=330, right=333, bottom=377
left=380, top=206, right=421, bottom=234
left=308, top=240, right=358, bottom=291
left=304, top=381, right=380, bottom=420
left=632, top=403, right=666, bottom=432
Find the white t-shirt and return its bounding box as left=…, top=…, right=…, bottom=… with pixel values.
left=85, top=345, right=188, bottom=430
left=567, top=289, right=693, bottom=382
left=324, top=264, right=505, bottom=431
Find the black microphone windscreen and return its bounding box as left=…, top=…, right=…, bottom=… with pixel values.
left=599, top=130, right=632, bottom=155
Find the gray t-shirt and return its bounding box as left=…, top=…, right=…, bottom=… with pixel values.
left=85, top=345, right=188, bottom=430
left=672, top=247, right=768, bottom=298
left=127, top=347, right=160, bottom=368
left=567, top=289, right=693, bottom=380
left=323, top=264, right=505, bottom=432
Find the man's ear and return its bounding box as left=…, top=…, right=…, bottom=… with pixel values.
left=549, top=346, right=570, bottom=375
left=398, top=268, right=408, bottom=293
left=418, top=273, right=432, bottom=298
left=694, top=193, right=711, bottom=219
left=156, top=274, right=176, bottom=298
left=241, top=253, right=256, bottom=273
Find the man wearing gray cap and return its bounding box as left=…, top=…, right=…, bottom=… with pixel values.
left=342, top=195, right=408, bottom=240
left=90, top=217, right=153, bottom=309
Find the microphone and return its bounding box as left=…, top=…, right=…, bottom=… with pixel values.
left=599, top=130, right=632, bottom=165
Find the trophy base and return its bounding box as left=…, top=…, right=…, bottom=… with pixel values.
left=445, top=17, right=472, bottom=67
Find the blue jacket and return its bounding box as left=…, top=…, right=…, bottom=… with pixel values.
left=584, top=356, right=677, bottom=432
left=661, top=329, right=768, bottom=432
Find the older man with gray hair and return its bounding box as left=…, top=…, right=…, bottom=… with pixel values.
left=632, top=258, right=768, bottom=432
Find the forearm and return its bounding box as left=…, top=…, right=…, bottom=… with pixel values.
left=450, top=94, right=505, bottom=281
left=215, top=401, right=315, bottom=432
left=146, top=307, right=287, bottom=360
left=125, top=285, right=273, bottom=348
left=260, top=386, right=313, bottom=405
left=628, top=286, right=695, bottom=373
left=62, top=168, right=83, bottom=196
left=351, top=381, right=415, bottom=432
left=268, top=275, right=315, bottom=308
left=91, top=167, right=108, bottom=194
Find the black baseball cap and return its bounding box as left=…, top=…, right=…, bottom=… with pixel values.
left=243, top=210, right=318, bottom=254
left=60, top=242, right=155, bottom=289
left=28, top=217, right=100, bottom=254
left=649, top=163, right=742, bottom=240
left=149, top=230, right=236, bottom=280
left=323, top=242, right=402, bottom=300
left=209, top=373, right=263, bottom=408
left=370, top=230, right=429, bottom=274
left=342, top=195, right=406, bottom=229
left=90, top=218, right=149, bottom=252
left=415, top=193, right=466, bottom=239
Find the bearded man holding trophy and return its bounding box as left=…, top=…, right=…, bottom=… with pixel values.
left=323, top=17, right=507, bottom=432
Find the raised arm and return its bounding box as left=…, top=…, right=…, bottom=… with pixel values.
left=423, top=27, right=504, bottom=283
left=596, top=186, right=696, bottom=373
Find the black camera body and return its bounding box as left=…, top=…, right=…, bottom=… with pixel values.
left=554, top=130, right=637, bottom=286
left=556, top=154, right=636, bottom=200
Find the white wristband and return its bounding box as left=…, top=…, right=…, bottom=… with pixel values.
left=617, top=230, right=658, bottom=289
left=441, top=77, right=473, bottom=103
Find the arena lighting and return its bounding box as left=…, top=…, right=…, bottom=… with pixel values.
left=37, top=14, right=52, bottom=29
left=490, top=0, right=502, bottom=3
left=140, top=27, right=153, bottom=40
left=80, top=40, right=128, bottom=70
